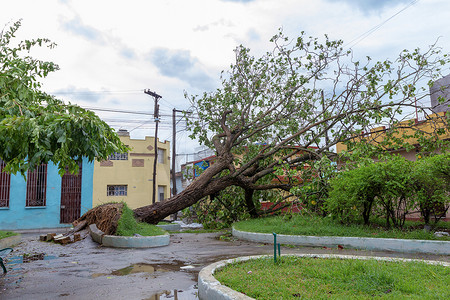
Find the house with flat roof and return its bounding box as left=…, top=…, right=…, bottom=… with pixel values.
left=92, top=130, right=170, bottom=209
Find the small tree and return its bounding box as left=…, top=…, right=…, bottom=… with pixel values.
left=327, top=162, right=381, bottom=225
left=375, top=156, right=414, bottom=229
left=412, top=153, right=450, bottom=225
left=0, top=20, right=127, bottom=175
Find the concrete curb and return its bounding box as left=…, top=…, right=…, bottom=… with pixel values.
left=156, top=223, right=182, bottom=231
left=198, top=254, right=450, bottom=300
left=0, top=234, right=21, bottom=248
left=232, top=228, right=450, bottom=255
left=88, top=224, right=170, bottom=248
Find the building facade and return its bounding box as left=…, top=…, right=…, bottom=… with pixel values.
left=0, top=159, right=93, bottom=230
left=92, top=130, right=170, bottom=209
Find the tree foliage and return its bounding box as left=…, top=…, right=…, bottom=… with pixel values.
left=0, top=20, right=127, bottom=175
left=327, top=154, right=449, bottom=228
left=135, top=29, right=449, bottom=224
left=411, top=153, right=450, bottom=224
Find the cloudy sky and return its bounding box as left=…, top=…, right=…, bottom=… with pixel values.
left=2, top=0, right=450, bottom=161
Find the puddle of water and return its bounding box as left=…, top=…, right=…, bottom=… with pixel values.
left=144, top=285, right=199, bottom=300
left=7, top=255, right=57, bottom=265
left=92, top=261, right=197, bottom=278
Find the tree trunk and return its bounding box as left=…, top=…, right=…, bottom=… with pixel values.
left=133, top=155, right=236, bottom=224
left=244, top=188, right=258, bottom=218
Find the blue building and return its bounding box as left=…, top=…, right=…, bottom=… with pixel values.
left=0, top=159, right=93, bottom=231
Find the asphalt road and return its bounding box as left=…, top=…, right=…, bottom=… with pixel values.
left=1, top=230, right=449, bottom=300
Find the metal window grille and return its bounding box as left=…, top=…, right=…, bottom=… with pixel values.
left=158, top=186, right=165, bottom=202
left=157, top=149, right=164, bottom=164
left=107, top=185, right=127, bottom=196
left=0, top=160, right=11, bottom=208
left=108, top=152, right=128, bottom=160
left=26, top=164, right=48, bottom=207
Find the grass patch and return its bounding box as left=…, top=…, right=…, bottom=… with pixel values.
left=233, top=214, right=450, bottom=241
left=0, top=230, right=17, bottom=240
left=115, top=203, right=167, bottom=237
left=215, top=256, right=450, bottom=299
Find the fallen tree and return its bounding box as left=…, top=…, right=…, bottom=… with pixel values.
left=132, top=30, right=450, bottom=224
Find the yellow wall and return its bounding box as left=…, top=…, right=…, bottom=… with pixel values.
left=92, top=135, right=171, bottom=209
left=336, top=112, right=449, bottom=158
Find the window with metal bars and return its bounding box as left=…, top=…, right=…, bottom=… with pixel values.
left=26, top=164, right=48, bottom=207
left=157, top=148, right=165, bottom=164
left=108, top=152, right=128, bottom=160
left=107, top=185, right=127, bottom=196
left=0, top=160, right=11, bottom=208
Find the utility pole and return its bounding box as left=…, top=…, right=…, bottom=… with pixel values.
left=171, top=109, right=183, bottom=198
left=144, top=89, right=161, bottom=204
left=321, top=90, right=330, bottom=152
left=171, top=108, right=183, bottom=220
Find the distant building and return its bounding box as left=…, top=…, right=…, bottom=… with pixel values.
left=0, top=159, right=93, bottom=230
left=430, top=73, right=450, bottom=113
left=92, top=130, right=170, bottom=209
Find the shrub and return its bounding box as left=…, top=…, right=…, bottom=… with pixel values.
left=326, top=156, right=414, bottom=229
left=411, top=153, right=450, bottom=225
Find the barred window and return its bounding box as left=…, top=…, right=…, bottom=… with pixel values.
left=108, top=152, right=128, bottom=160
left=107, top=185, right=127, bottom=196
left=157, top=148, right=165, bottom=164
left=26, top=164, right=47, bottom=207
left=0, top=160, right=11, bottom=208
left=158, top=185, right=165, bottom=202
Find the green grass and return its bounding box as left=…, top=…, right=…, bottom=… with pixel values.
left=115, top=203, right=167, bottom=237
left=233, top=214, right=450, bottom=241
left=215, top=256, right=450, bottom=299
left=0, top=230, right=17, bottom=240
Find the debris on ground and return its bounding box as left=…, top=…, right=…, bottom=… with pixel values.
left=173, top=220, right=203, bottom=229
left=39, top=230, right=88, bottom=245
left=22, top=253, right=45, bottom=263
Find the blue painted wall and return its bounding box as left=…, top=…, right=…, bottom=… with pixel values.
left=0, top=159, right=93, bottom=231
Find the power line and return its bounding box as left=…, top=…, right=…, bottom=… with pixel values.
left=81, top=105, right=199, bottom=119
left=51, top=89, right=144, bottom=95
left=344, top=0, right=419, bottom=49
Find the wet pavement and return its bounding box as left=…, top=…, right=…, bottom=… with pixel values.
left=1, top=230, right=449, bottom=300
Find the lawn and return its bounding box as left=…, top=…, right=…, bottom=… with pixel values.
left=115, top=204, right=167, bottom=237
left=214, top=256, right=450, bottom=299
left=0, top=230, right=17, bottom=240
left=233, top=214, right=450, bottom=241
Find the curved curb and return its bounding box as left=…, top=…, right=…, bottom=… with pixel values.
left=0, top=234, right=21, bottom=248
left=89, top=224, right=170, bottom=248
left=198, top=254, right=449, bottom=300
left=232, top=228, right=450, bottom=255
left=156, top=223, right=182, bottom=231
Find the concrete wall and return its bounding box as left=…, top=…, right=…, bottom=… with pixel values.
left=92, top=135, right=171, bottom=209
left=430, top=74, right=450, bottom=113
left=0, top=159, right=94, bottom=231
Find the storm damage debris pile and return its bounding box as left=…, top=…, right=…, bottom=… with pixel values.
left=39, top=233, right=82, bottom=245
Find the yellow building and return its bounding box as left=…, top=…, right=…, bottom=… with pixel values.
left=336, top=112, right=449, bottom=160
left=92, top=130, right=171, bottom=209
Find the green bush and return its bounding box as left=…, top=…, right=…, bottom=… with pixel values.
left=327, top=156, right=414, bottom=229
left=326, top=154, right=450, bottom=228
left=412, top=153, right=450, bottom=225
left=326, top=162, right=380, bottom=225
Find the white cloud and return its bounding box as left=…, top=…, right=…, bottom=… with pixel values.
left=2, top=0, right=450, bottom=156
